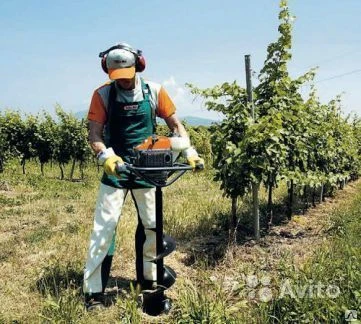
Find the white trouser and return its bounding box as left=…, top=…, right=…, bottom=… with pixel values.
left=83, top=183, right=156, bottom=294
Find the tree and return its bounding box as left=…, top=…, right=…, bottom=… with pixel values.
left=0, top=113, right=10, bottom=172
left=19, top=114, right=39, bottom=174
left=34, top=112, right=57, bottom=176
left=1, top=110, right=27, bottom=171
left=254, top=0, right=316, bottom=221
left=187, top=0, right=361, bottom=237
left=54, top=105, right=91, bottom=180
left=187, top=81, right=252, bottom=231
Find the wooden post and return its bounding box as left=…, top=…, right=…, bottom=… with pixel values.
left=287, top=180, right=294, bottom=219
left=245, top=55, right=254, bottom=119
left=70, top=158, right=76, bottom=180
left=253, top=182, right=260, bottom=240
left=312, top=186, right=316, bottom=207
left=303, top=185, right=308, bottom=215
left=267, top=182, right=273, bottom=228
left=59, top=163, right=64, bottom=180
left=231, top=197, right=238, bottom=230
left=231, top=197, right=238, bottom=242
left=245, top=54, right=260, bottom=240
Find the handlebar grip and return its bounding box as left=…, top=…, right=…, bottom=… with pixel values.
left=115, top=161, right=128, bottom=174
left=195, top=162, right=204, bottom=171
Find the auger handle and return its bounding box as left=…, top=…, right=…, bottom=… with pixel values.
left=115, top=162, right=192, bottom=187
left=195, top=162, right=204, bottom=171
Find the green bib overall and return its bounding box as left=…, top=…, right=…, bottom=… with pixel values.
left=101, top=79, right=155, bottom=189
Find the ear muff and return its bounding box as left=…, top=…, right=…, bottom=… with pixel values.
left=135, top=53, right=146, bottom=73
left=99, top=44, right=146, bottom=75
left=101, top=56, right=108, bottom=73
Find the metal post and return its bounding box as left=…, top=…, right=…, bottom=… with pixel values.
left=245, top=54, right=260, bottom=240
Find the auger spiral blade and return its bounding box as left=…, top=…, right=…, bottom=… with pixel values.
left=152, top=235, right=176, bottom=261
left=161, top=265, right=177, bottom=289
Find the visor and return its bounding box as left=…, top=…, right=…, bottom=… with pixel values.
left=108, top=66, right=136, bottom=80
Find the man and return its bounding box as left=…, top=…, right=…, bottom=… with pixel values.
left=83, top=42, right=204, bottom=310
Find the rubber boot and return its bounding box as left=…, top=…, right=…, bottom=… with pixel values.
left=85, top=292, right=105, bottom=311
left=135, top=221, right=147, bottom=288
left=84, top=255, right=113, bottom=311
left=101, top=254, right=113, bottom=292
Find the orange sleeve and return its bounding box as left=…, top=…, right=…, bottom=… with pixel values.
left=87, top=91, right=107, bottom=124
left=156, top=86, right=176, bottom=118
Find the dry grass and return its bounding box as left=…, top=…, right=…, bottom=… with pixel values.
left=0, top=161, right=360, bottom=323
left=0, top=163, right=231, bottom=323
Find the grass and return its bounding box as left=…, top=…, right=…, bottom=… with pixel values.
left=258, top=196, right=361, bottom=323
left=0, top=160, right=360, bottom=323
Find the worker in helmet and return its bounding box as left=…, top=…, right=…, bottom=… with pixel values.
left=83, top=42, right=204, bottom=310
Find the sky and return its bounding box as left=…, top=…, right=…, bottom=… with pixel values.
left=0, top=0, right=360, bottom=121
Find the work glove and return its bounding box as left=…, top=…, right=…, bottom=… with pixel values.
left=183, top=146, right=205, bottom=171
left=170, top=136, right=191, bottom=163
left=104, top=156, right=124, bottom=176
left=97, top=148, right=124, bottom=177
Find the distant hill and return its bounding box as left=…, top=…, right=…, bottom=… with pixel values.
left=75, top=110, right=219, bottom=126
left=180, top=116, right=218, bottom=126
left=74, top=110, right=87, bottom=120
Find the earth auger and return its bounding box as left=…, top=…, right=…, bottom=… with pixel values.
left=116, top=135, right=201, bottom=316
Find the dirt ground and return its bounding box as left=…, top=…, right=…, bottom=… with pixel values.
left=165, top=180, right=361, bottom=292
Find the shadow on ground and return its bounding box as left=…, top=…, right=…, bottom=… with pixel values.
left=178, top=185, right=337, bottom=269
left=34, top=263, right=136, bottom=306
left=35, top=262, right=84, bottom=297
left=104, top=276, right=138, bottom=306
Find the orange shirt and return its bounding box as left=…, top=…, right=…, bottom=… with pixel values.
left=88, top=76, right=176, bottom=124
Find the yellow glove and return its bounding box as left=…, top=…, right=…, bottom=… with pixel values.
left=184, top=147, right=204, bottom=171
left=97, top=148, right=124, bottom=177
left=103, top=155, right=124, bottom=176
left=187, top=156, right=205, bottom=171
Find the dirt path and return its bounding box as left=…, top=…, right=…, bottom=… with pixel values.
left=170, top=179, right=361, bottom=289
left=256, top=180, right=359, bottom=268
